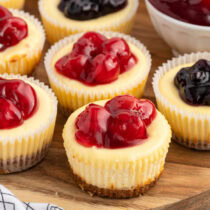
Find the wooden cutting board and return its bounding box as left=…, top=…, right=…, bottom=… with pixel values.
left=1, top=1, right=210, bottom=209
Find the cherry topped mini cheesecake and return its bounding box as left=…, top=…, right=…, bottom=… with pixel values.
left=39, top=0, right=139, bottom=44
left=0, top=74, right=57, bottom=174
left=45, top=31, right=151, bottom=115
left=153, top=52, right=210, bottom=150
left=0, top=0, right=25, bottom=10
left=0, top=6, right=45, bottom=75
left=63, top=95, right=171, bottom=198
left=55, top=32, right=137, bottom=85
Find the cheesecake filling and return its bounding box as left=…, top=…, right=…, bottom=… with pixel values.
left=174, top=59, right=210, bottom=106
left=75, top=95, right=156, bottom=149
left=55, top=32, right=137, bottom=86
left=0, top=6, right=28, bottom=52
left=58, top=0, right=128, bottom=21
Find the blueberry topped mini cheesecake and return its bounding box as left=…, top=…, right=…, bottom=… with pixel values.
left=63, top=95, right=171, bottom=198
left=39, top=0, right=139, bottom=44
left=0, top=74, right=57, bottom=174
left=45, top=31, right=151, bottom=115
left=153, top=53, right=210, bottom=150
left=0, top=6, right=45, bottom=75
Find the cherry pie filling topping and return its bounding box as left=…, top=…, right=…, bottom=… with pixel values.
left=0, top=6, right=28, bottom=52
left=0, top=78, right=37, bottom=129
left=75, top=95, right=156, bottom=149
left=55, top=32, right=138, bottom=86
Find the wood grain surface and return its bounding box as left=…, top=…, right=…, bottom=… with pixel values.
left=1, top=0, right=210, bottom=209
left=155, top=189, right=210, bottom=210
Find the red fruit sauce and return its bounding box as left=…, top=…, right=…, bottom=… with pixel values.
left=0, top=78, right=37, bottom=129
left=55, top=32, right=138, bottom=86
left=0, top=5, right=12, bottom=20
left=75, top=95, right=157, bottom=149
left=149, top=0, right=210, bottom=27
left=0, top=6, right=28, bottom=52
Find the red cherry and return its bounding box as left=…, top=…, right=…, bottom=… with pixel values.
left=0, top=17, right=28, bottom=51
left=107, top=111, right=147, bottom=145
left=120, top=53, right=137, bottom=73
left=72, top=32, right=107, bottom=58
left=137, top=99, right=157, bottom=126
left=105, top=95, right=156, bottom=125
left=92, top=53, right=120, bottom=83
left=102, top=37, right=130, bottom=57
left=103, top=37, right=130, bottom=56
left=202, top=0, right=210, bottom=9
left=0, top=97, right=23, bottom=129
left=75, top=104, right=110, bottom=147
left=55, top=54, right=89, bottom=79
left=0, top=6, right=12, bottom=20
left=102, top=37, right=137, bottom=73
left=83, top=32, right=107, bottom=45
left=0, top=78, right=37, bottom=119
left=105, top=95, right=140, bottom=114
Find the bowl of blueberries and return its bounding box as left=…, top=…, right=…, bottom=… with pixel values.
left=145, top=0, right=210, bottom=55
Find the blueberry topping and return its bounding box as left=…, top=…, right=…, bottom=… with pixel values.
left=174, top=59, right=210, bottom=106
left=58, top=0, right=128, bottom=21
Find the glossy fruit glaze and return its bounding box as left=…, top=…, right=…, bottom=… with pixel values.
left=0, top=6, right=28, bottom=52
left=0, top=78, right=37, bottom=129
left=58, top=0, right=127, bottom=21
left=75, top=95, right=156, bottom=149
left=149, top=0, right=210, bottom=26
left=55, top=32, right=137, bottom=85
left=175, top=59, right=210, bottom=106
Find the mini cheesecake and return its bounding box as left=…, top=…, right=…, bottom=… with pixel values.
left=0, top=0, right=25, bottom=9
left=153, top=53, right=210, bottom=150
left=45, top=31, right=151, bottom=115
left=0, top=74, right=57, bottom=174
left=0, top=6, right=45, bottom=75
left=63, top=95, right=171, bottom=198
left=39, top=0, right=139, bottom=44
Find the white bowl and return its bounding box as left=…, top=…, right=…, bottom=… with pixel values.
left=145, top=0, right=210, bottom=55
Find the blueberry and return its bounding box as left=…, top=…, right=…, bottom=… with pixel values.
left=58, top=0, right=127, bottom=20
left=174, top=59, right=210, bottom=105
left=109, top=0, right=127, bottom=8
left=58, top=0, right=69, bottom=11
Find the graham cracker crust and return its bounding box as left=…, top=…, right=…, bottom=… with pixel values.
left=0, top=143, right=50, bottom=174
left=173, top=135, right=210, bottom=150
left=72, top=169, right=162, bottom=199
